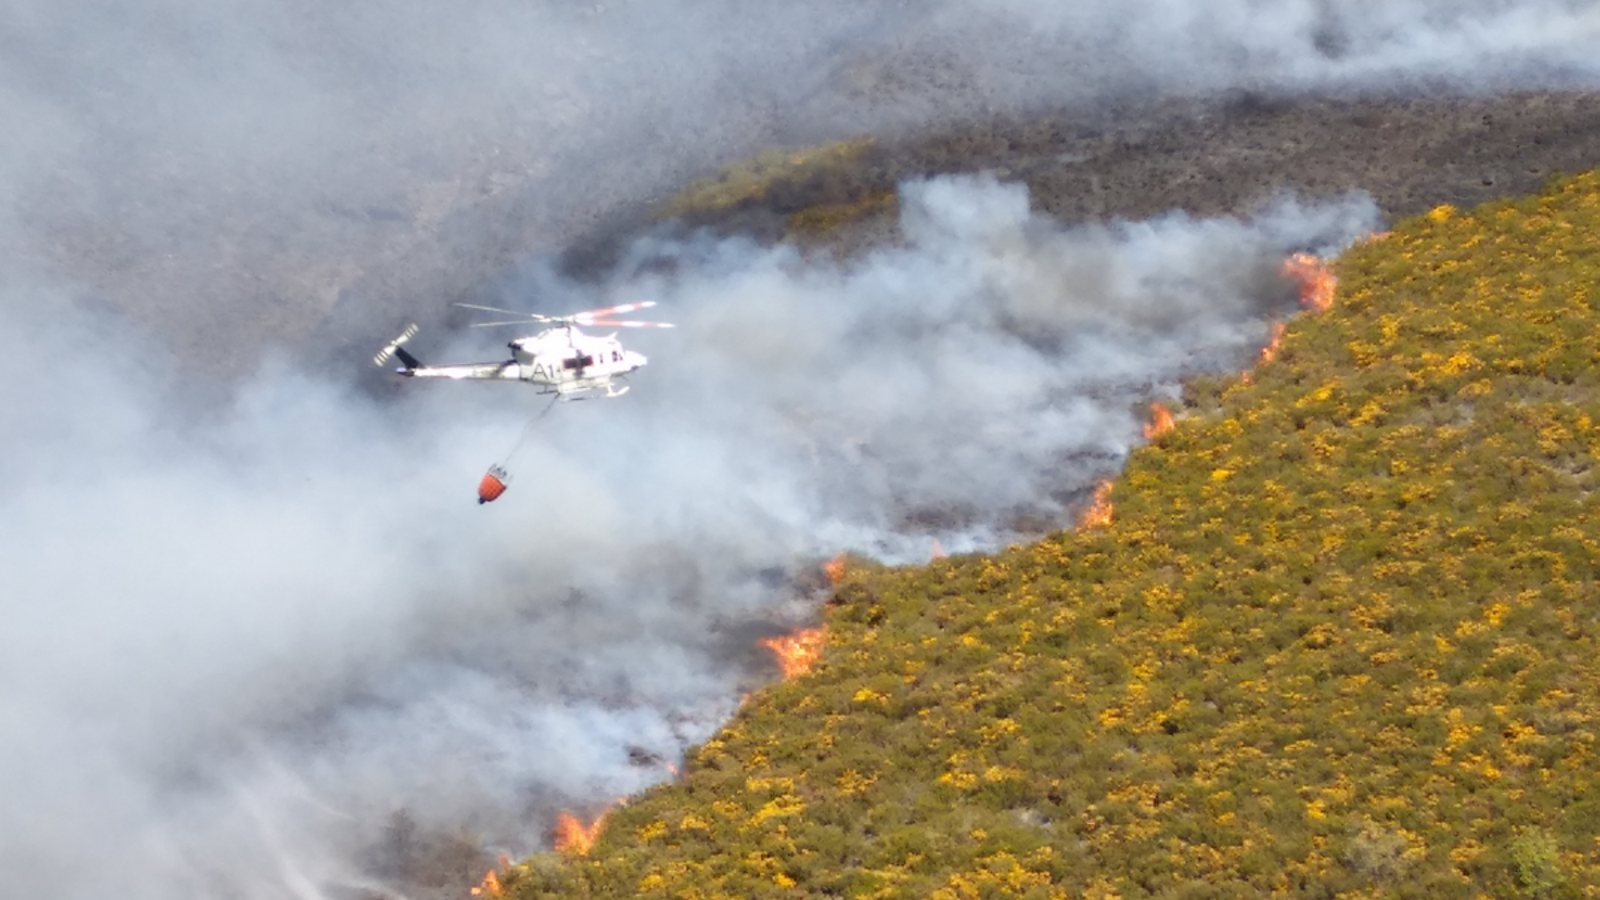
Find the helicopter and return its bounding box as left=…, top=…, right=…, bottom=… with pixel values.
left=373, top=301, right=673, bottom=399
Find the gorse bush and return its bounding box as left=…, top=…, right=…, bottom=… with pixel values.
left=503, top=172, right=1600, bottom=899
left=655, top=138, right=879, bottom=223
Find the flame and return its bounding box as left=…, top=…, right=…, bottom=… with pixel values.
left=469, top=870, right=502, bottom=898
left=468, top=855, right=514, bottom=897
left=1259, top=321, right=1287, bottom=365
left=1078, top=481, right=1114, bottom=530
left=1241, top=252, right=1336, bottom=387
left=553, top=810, right=611, bottom=856
left=822, top=554, right=847, bottom=585
left=1280, top=252, right=1336, bottom=314
left=760, top=625, right=828, bottom=680
left=1142, top=401, right=1175, bottom=440
left=929, top=539, right=947, bottom=560
left=1241, top=321, right=1289, bottom=385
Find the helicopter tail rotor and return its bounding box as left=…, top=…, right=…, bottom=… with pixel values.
left=373, top=323, right=422, bottom=369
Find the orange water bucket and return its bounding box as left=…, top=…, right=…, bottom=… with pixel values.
left=477, top=465, right=510, bottom=504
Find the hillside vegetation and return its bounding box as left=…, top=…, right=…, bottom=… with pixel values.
left=501, top=172, right=1600, bottom=898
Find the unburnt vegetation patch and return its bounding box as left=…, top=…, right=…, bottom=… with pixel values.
left=496, top=169, right=1600, bottom=898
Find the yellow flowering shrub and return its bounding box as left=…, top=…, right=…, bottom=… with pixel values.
left=508, top=172, right=1600, bottom=899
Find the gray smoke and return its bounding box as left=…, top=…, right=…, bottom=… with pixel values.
left=5, top=0, right=1598, bottom=375
left=0, top=1, right=1591, bottom=898
left=3, top=176, right=1375, bottom=899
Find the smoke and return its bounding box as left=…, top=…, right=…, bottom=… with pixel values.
left=2, top=174, right=1375, bottom=898
left=0, top=1, right=1590, bottom=897
left=4, top=0, right=1597, bottom=376
left=950, top=0, right=1600, bottom=95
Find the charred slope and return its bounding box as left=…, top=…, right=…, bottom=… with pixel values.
left=892, top=90, right=1600, bottom=225
left=497, top=172, right=1600, bottom=897
left=64, top=86, right=1600, bottom=385
left=558, top=90, right=1600, bottom=269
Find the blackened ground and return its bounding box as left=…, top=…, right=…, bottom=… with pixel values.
left=911, top=91, right=1600, bottom=225
left=557, top=89, right=1600, bottom=271
left=296, top=88, right=1600, bottom=393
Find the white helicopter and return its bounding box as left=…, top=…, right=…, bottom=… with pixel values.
left=373, top=301, right=673, bottom=399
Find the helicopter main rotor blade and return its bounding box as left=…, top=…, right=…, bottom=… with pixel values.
left=452, top=300, right=669, bottom=328
left=452, top=302, right=553, bottom=321
left=570, top=300, right=658, bottom=320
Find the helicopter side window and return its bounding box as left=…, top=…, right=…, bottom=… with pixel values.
left=612, top=351, right=622, bottom=362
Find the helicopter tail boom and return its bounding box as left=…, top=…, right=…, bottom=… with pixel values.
left=403, top=361, right=522, bottom=380
left=393, top=345, right=422, bottom=370
left=374, top=324, right=517, bottom=379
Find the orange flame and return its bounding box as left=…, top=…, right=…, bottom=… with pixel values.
left=1280, top=252, right=1336, bottom=313
left=553, top=810, right=610, bottom=856
left=1078, top=482, right=1113, bottom=530
left=1259, top=321, right=1287, bottom=365
left=929, top=538, right=947, bottom=560
left=760, top=626, right=828, bottom=680
left=1242, top=252, right=1335, bottom=387
left=1142, top=401, right=1175, bottom=440
left=1241, top=321, right=1289, bottom=385
left=822, top=554, right=847, bottom=585
left=469, top=869, right=502, bottom=898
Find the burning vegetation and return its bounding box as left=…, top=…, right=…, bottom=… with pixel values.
left=821, top=554, right=847, bottom=586
left=468, top=854, right=520, bottom=898
left=552, top=810, right=611, bottom=857
left=1077, top=481, right=1114, bottom=530
left=469, top=868, right=504, bottom=898
left=1281, top=251, right=1337, bottom=313
left=1142, top=401, right=1175, bottom=440
left=759, top=626, right=829, bottom=681
left=498, top=175, right=1600, bottom=897
left=1240, top=252, right=1337, bottom=386
left=1259, top=321, right=1287, bottom=365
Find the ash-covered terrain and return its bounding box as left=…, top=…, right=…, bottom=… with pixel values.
left=4, top=2, right=1600, bottom=898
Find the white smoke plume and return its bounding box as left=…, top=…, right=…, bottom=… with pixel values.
left=5, top=0, right=1598, bottom=374
left=3, top=175, right=1375, bottom=898
left=0, top=1, right=1590, bottom=898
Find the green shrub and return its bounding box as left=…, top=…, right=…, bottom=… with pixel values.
left=507, top=172, right=1600, bottom=900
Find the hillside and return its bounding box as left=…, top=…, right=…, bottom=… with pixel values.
left=558, top=91, right=1600, bottom=277
left=493, top=171, right=1600, bottom=898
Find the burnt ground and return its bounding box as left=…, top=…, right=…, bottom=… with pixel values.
left=895, top=90, right=1600, bottom=225
left=335, top=87, right=1600, bottom=898
left=558, top=89, right=1600, bottom=270
left=114, top=87, right=1600, bottom=383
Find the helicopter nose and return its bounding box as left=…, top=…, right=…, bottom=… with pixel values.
left=626, top=351, right=647, bottom=370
